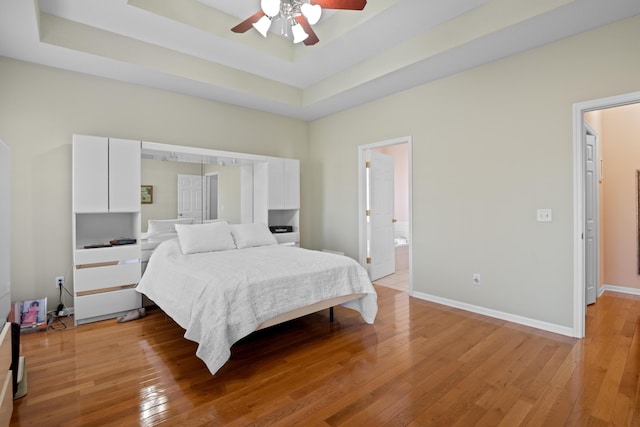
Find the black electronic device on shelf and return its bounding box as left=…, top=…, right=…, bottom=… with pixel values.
left=269, top=225, right=293, bottom=233
left=109, top=238, right=137, bottom=245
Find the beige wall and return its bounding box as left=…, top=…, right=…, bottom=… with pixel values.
left=307, top=15, right=640, bottom=328
left=0, top=57, right=308, bottom=308
left=598, top=104, right=640, bottom=290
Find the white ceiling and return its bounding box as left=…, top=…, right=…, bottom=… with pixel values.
left=1, top=0, right=639, bottom=121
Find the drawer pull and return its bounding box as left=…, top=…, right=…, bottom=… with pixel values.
left=76, top=258, right=139, bottom=269
left=76, top=261, right=119, bottom=269
left=76, top=284, right=137, bottom=296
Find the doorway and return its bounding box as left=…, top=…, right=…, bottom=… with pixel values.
left=204, top=173, right=219, bottom=221
left=573, top=90, right=640, bottom=338
left=358, top=136, right=413, bottom=293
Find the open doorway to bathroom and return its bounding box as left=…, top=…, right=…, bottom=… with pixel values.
left=358, top=136, right=412, bottom=293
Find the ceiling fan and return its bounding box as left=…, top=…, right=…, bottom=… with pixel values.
left=231, top=0, right=367, bottom=46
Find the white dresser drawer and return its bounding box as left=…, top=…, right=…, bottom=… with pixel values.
left=74, top=244, right=140, bottom=265
left=0, top=371, right=11, bottom=427
left=75, top=262, right=140, bottom=293
left=0, top=323, right=12, bottom=427
left=75, top=288, right=141, bottom=323
left=0, top=324, right=9, bottom=372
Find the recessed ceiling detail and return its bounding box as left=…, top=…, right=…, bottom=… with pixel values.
left=0, top=0, right=638, bottom=121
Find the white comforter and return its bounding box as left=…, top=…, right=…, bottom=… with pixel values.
left=136, top=239, right=377, bottom=374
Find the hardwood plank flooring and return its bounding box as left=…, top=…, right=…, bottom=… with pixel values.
left=10, top=288, right=640, bottom=426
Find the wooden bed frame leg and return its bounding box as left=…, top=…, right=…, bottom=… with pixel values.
left=330, top=307, right=334, bottom=323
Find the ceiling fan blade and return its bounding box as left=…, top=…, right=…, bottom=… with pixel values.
left=311, top=0, right=366, bottom=10
left=231, top=10, right=265, bottom=33
left=295, top=15, right=320, bottom=46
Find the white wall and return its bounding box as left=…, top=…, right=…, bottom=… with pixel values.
left=0, top=57, right=308, bottom=310
left=306, top=15, right=640, bottom=329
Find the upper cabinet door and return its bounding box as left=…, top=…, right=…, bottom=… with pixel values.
left=73, top=135, right=109, bottom=213
left=268, top=157, right=285, bottom=210
left=268, top=157, right=300, bottom=210
left=109, top=138, right=140, bottom=212
left=283, top=159, right=300, bottom=209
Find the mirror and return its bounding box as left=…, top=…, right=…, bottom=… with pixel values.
left=140, top=142, right=266, bottom=232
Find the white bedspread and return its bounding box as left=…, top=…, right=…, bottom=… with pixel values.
left=136, top=239, right=377, bottom=374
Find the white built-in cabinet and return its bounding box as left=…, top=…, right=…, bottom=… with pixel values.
left=267, top=157, right=300, bottom=210
left=72, top=135, right=142, bottom=325
left=264, top=157, right=300, bottom=246
left=0, top=322, right=12, bottom=426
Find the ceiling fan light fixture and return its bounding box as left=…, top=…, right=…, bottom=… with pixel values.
left=301, top=3, right=322, bottom=25
left=291, top=23, right=309, bottom=43
left=252, top=16, right=272, bottom=37
left=261, top=0, right=281, bottom=17
left=234, top=0, right=367, bottom=46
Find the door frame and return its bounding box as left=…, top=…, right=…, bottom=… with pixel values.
left=358, top=136, right=413, bottom=292
left=572, top=90, right=640, bottom=338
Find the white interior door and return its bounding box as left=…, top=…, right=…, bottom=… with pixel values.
left=177, top=174, right=203, bottom=220
left=585, top=132, right=598, bottom=305
left=368, top=151, right=395, bottom=281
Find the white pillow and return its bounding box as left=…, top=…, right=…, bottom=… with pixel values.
left=147, top=218, right=193, bottom=236
left=175, top=222, right=236, bottom=254
left=230, top=223, right=278, bottom=249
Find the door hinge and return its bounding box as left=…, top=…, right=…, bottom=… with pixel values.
left=366, top=210, right=371, bottom=216
left=392, top=218, right=398, bottom=223
left=366, top=257, right=371, bottom=264
left=365, top=161, right=370, bottom=168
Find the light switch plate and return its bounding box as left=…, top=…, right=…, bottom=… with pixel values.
left=537, top=208, right=552, bottom=222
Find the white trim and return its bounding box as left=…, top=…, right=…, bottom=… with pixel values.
left=573, top=90, right=640, bottom=338
left=358, top=136, right=413, bottom=293
left=602, top=284, right=640, bottom=296
left=412, top=291, right=574, bottom=337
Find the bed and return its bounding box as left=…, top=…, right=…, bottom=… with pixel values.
left=136, top=221, right=377, bottom=375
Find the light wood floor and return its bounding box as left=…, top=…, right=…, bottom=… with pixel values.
left=10, top=288, right=640, bottom=426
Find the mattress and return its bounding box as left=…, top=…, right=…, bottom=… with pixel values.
left=136, top=239, right=377, bottom=374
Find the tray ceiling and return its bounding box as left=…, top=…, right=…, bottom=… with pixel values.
left=1, top=0, right=639, bottom=120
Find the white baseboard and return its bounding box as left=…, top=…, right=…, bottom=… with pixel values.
left=411, top=291, right=575, bottom=338
left=602, top=284, right=640, bottom=296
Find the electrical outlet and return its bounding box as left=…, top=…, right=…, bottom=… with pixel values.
left=472, top=273, right=481, bottom=286
left=55, top=276, right=64, bottom=289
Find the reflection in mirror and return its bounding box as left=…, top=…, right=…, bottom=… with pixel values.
left=140, top=141, right=266, bottom=234
left=203, top=163, right=241, bottom=223
left=141, top=158, right=243, bottom=232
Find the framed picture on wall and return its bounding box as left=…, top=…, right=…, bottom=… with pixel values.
left=141, top=185, right=153, bottom=204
